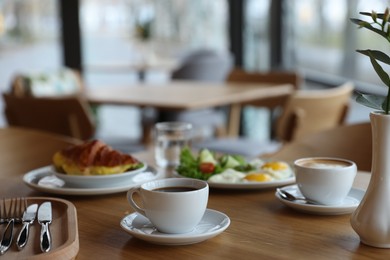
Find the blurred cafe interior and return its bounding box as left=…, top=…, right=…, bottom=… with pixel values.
left=3, top=1, right=390, bottom=259
left=0, top=0, right=385, bottom=152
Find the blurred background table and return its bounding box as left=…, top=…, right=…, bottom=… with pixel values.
left=85, top=80, right=293, bottom=144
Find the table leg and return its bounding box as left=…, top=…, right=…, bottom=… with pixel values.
left=138, top=70, right=146, bottom=81
left=142, top=122, right=153, bottom=146
left=228, top=103, right=242, bottom=137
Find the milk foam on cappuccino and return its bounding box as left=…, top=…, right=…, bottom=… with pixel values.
left=298, top=159, right=351, bottom=169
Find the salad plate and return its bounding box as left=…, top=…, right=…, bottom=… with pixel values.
left=275, top=184, right=365, bottom=215
left=175, top=148, right=295, bottom=190
left=120, top=209, right=230, bottom=245
left=23, top=165, right=162, bottom=195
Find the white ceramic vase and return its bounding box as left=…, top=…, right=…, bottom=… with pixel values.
left=351, top=111, right=390, bottom=248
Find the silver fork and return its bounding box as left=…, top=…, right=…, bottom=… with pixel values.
left=0, top=198, right=27, bottom=254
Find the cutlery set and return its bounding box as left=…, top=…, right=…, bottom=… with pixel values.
left=0, top=199, right=52, bottom=255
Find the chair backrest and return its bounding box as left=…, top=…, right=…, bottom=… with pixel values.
left=3, top=93, right=96, bottom=140
left=227, top=68, right=301, bottom=109
left=227, top=68, right=301, bottom=88
left=10, top=68, right=84, bottom=97
left=275, top=82, right=354, bottom=142
left=171, top=49, right=234, bottom=82
left=265, top=122, right=372, bottom=171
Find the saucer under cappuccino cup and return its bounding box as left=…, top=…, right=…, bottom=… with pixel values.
left=127, top=178, right=208, bottom=234
left=294, top=157, right=357, bottom=205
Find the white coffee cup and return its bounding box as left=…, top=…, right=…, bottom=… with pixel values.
left=294, top=157, right=357, bottom=205
left=127, top=178, right=208, bottom=234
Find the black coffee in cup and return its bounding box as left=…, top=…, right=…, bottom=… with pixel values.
left=153, top=186, right=197, bottom=192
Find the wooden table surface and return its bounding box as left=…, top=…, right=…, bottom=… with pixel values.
left=1, top=127, right=389, bottom=259
left=84, top=80, right=293, bottom=137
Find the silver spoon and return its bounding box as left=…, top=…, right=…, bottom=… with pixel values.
left=276, top=188, right=319, bottom=205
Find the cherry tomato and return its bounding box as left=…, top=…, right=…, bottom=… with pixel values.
left=199, top=162, right=215, bottom=174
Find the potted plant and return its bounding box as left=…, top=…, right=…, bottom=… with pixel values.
left=351, top=8, right=390, bottom=114
left=350, top=8, right=390, bottom=248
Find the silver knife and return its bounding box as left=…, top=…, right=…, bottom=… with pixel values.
left=16, top=203, right=38, bottom=250
left=0, top=219, right=14, bottom=254
left=37, top=202, right=52, bottom=252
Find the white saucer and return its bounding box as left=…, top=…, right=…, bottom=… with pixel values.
left=120, top=209, right=230, bottom=245
left=23, top=165, right=162, bottom=196
left=275, top=184, right=365, bottom=215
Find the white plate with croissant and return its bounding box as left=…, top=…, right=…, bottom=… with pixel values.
left=23, top=165, right=161, bottom=195
left=49, top=140, right=148, bottom=188
left=51, top=163, right=148, bottom=188
left=23, top=140, right=162, bottom=195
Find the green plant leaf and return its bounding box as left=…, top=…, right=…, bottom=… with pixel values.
left=357, top=49, right=390, bottom=65
left=384, top=88, right=390, bottom=114
left=359, top=12, right=375, bottom=17
left=356, top=92, right=386, bottom=110
left=359, top=12, right=385, bottom=20
left=387, top=24, right=390, bottom=38
left=359, top=12, right=387, bottom=20
left=367, top=52, right=390, bottom=86
left=352, top=8, right=390, bottom=113
left=350, top=18, right=369, bottom=27
left=350, top=18, right=387, bottom=38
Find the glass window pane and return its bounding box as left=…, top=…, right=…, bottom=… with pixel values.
left=0, top=0, right=61, bottom=126
left=244, top=0, right=271, bottom=71
left=286, top=0, right=390, bottom=89
left=81, top=0, right=229, bottom=85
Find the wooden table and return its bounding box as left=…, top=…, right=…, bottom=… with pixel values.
left=2, top=127, right=389, bottom=259
left=84, top=80, right=293, bottom=140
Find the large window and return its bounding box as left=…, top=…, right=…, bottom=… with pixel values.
left=0, top=0, right=61, bottom=79
left=244, top=0, right=271, bottom=71
left=0, top=0, right=61, bottom=126
left=80, top=0, right=229, bottom=85
left=243, top=0, right=390, bottom=93
left=287, top=0, right=390, bottom=92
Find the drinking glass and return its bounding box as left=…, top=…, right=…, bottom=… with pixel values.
left=154, top=122, right=192, bottom=168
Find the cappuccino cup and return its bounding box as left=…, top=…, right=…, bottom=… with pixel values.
left=127, top=178, right=208, bottom=234
left=294, top=157, right=357, bottom=205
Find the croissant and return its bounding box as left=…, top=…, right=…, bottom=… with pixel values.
left=53, top=140, right=143, bottom=175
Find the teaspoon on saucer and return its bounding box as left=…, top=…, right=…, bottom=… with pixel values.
left=276, top=188, right=319, bottom=205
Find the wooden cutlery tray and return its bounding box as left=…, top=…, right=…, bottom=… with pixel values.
left=2, top=197, right=78, bottom=259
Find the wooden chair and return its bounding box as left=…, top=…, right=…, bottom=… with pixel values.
left=10, top=68, right=85, bottom=97
left=193, top=82, right=354, bottom=158
left=3, top=93, right=96, bottom=140
left=227, top=68, right=301, bottom=86
left=227, top=68, right=301, bottom=105
left=264, top=122, right=372, bottom=171
left=226, top=68, right=302, bottom=137
left=275, top=82, right=353, bottom=142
